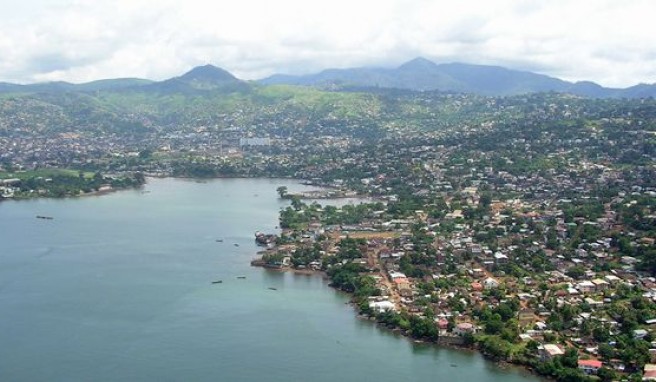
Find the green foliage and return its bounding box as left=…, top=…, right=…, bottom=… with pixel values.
left=408, top=315, right=439, bottom=341
left=478, top=335, right=512, bottom=360
left=3, top=169, right=143, bottom=198
left=327, top=262, right=379, bottom=299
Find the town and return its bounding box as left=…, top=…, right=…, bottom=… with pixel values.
left=1, top=88, right=656, bottom=381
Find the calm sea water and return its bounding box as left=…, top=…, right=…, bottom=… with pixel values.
left=0, top=178, right=541, bottom=382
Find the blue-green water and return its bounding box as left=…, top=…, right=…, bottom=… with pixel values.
left=0, top=178, right=540, bottom=381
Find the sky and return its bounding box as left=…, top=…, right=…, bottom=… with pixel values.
left=0, top=0, right=654, bottom=87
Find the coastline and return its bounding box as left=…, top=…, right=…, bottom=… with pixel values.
left=252, top=262, right=548, bottom=381
left=2, top=175, right=552, bottom=381
left=2, top=174, right=557, bottom=381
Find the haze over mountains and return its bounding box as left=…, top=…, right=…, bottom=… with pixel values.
left=1, top=58, right=655, bottom=98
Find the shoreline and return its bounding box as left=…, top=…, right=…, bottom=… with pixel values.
left=4, top=173, right=552, bottom=380
left=252, top=261, right=550, bottom=381
left=0, top=174, right=370, bottom=202
left=0, top=184, right=142, bottom=203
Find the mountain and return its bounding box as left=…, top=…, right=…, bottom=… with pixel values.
left=261, top=57, right=656, bottom=98
left=0, top=65, right=244, bottom=95
left=0, top=78, right=153, bottom=94
left=74, top=78, right=154, bottom=91
left=1, top=61, right=654, bottom=98
left=144, top=64, right=248, bottom=93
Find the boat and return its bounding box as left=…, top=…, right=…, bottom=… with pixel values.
left=215, top=239, right=223, bottom=243
left=233, top=243, right=239, bottom=247
left=211, top=280, right=223, bottom=284
left=268, top=287, right=277, bottom=291
left=36, top=216, right=54, bottom=220
left=236, top=276, right=246, bottom=279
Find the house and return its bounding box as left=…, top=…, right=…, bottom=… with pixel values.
left=369, top=301, right=395, bottom=313
left=635, top=329, right=649, bottom=339
left=578, top=359, right=602, bottom=375
left=494, top=252, right=509, bottom=265
left=584, top=298, right=604, bottom=310
left=592, top=279, right=609, bottom=291
left=454, top=322, right=476, bottom=336
left=396, top=280, right=414, bottom=298
left=539, top=344, right=565, bottom=361
left=471, top=268, right=486, bottom=278
left=644, top=364, right=656, bottom=381
left=483, top=277, right=500, bottom=290
left=577, top=281, right=596, bottom=293
left=604, top=275, right=621, bottom=284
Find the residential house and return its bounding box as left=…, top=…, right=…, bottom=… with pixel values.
left=592, top=279, right=609, bottom=291
left=539, top=344, right=565, bottom=361
left=454, top=322, right=476, bottom=336
left=644, top=364, right=656, bottom=381
left=369, top=301, right=395, bottom=313
left=577, top=281, right=596, bottom=294
left=483, top=277, right=500, bottom=290
left=578, top=359, right=602, bottom=375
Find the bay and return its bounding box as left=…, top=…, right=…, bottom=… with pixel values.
left=0, top=178, right=541, bottom=381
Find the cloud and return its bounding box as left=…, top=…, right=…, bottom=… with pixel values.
left=0, top=0, right=654, bottom=87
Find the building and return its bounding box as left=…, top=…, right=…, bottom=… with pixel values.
left=483, top=277, right=500, bottom=290
left=494, top=252, right=509, bottom=265
left=578, top=359, right=602, bottom=375
left=539, top=344, right=565, bottom=361
left=454, top=322, right=476, bottom=336
left=577, top=281, right=596, bottom=293
left=369, top=301, right=395, bottom=313
left=644, top=364, right=656, bottom=381
left=591, top=279, right=609, bottom=291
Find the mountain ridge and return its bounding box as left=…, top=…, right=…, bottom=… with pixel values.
left=0, top=60, right=654, bottom=98
left=260, top=57, right=656, bottom=98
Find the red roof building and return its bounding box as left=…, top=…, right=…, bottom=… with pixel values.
left=578, top=359, right=602, bottom=375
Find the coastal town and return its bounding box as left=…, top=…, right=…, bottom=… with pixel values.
left=252, top=169, right=656, bottom=381
left=1, top=88, right=655, bottom=381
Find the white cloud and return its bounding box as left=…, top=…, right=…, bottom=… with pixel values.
left=0, top=0, right=654, bottom=87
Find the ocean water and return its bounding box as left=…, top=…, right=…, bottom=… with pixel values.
left=0, top=178, right=541, bottom=381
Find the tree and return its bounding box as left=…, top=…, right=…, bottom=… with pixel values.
left=479, top=336, right=511, bottom=360
left=484, top=314, right=504, bottom=335
left=276, top=186, right=288, bottom=198
left=566, top=266, right=585, bottom=280
left=290, top=196, right=304, bottom=211
left=596, top=367, right=616, bottom=382
left=560, top=347, right=579, bottom=369
left=409, top=315, right=438, bottom=341
left=597, top=343, right=614, bottom=361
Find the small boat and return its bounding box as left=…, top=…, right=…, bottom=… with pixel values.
left=450, top=364, right=458, bottom=368
left=233, top=243, right=239, bottom=247
left=236, top=276, right=246, bottom=279
left=36, top=216, right=54, bottom=220
left=268, top=287, right=277, bottom=291
left=215, top=239, right=223, bottom=243
left=211, top=280, right=223, bottom=284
